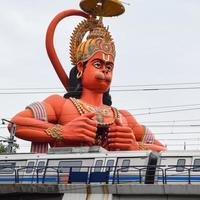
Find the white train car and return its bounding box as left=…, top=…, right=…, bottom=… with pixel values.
left=0, top=146, right=154, bottom=184
left=0, top=147, right=200, bottom=185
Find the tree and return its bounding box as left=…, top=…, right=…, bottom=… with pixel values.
left=0, top=143, right=6, bottom=153
left=0, top=142, right=19, bottom=153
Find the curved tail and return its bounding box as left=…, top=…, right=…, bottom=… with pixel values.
left=46, top=9, right=89, bottom=91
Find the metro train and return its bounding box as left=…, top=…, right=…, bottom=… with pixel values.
left=0, top=146, right=200, bottom=184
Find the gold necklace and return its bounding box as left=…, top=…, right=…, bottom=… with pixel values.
left=77, top=99, right=112, bottom=117
left=69, top=97, right=120, bottom=126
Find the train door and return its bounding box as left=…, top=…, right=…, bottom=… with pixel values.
left=22, top=159, right=47, bottom=183
left=92, top=157, right=117, bottom=172
left=93, top=158, right=106, bottom=172
left=90, top=157, right=116, bottom=183
left=190, top=157, right=200, bottom=184
left=34, top=159, right=47, bottom=183
left=21, top=160, right=37, bottom=183
left=105, top=158, right=117, bottom=172
left=104, top=158, right=117, bottom=183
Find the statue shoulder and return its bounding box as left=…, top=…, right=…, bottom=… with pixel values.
left=41, top=95, right=66, bottom=119
left=43, top=94, right=65, bottom=105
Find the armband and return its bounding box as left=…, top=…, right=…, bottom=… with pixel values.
left=27, top=102, right=48, bottom=153
left=141, top=126, right=155, bottom=144
left=45, top=125, right=63, bottom=143
left=26, top=102, right=47, bottom=121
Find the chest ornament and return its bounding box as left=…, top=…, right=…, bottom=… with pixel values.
left=69, top=97, right=120, bottom=126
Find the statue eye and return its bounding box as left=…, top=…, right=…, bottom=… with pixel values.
left=106, top=65, right=113, bottom=72
left=93, top=61, right=102, bottom=69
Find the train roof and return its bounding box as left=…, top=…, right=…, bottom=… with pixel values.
left=3, top=146, right=200, bottom=160
left=160, top=150, right=200, bottom=157
left=0, top=146, right=152, bottom=160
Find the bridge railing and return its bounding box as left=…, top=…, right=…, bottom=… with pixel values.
left=1, top=164, right=200, bottom=184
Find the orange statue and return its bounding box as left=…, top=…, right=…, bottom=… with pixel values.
left=10, top=0, right=166, bottom=153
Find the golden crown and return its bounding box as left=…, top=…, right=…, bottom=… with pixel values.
left=69, top=17, right=115, bottom=65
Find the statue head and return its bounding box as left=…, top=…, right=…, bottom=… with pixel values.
left=64, top=17, right=115, bottom=105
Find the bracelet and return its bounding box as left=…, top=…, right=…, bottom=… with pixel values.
left=45, top=125, right=63, bottom=143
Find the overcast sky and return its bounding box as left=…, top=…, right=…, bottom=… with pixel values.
left=1, top=0, right=200, bottom=152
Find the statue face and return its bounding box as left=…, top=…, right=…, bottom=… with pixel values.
left=80, top=51, right=114, bottom=93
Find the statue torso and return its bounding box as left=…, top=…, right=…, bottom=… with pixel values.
left=57, top=98, right=128, bottom=127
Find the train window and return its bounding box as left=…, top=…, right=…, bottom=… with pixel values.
left=58, top=161, right=82, bottom=173
left=193, top=159, right=200, bottom=172
left=176, top=159, right=186, bottom=172
left=0, top=162, right=15, bottom=174
left=121, top=159, right=130, bottom=172
left=37, top=161, right=45, bottom=173
left=106, top=160, right=115, bottom=172
left=26, top=161, right=35, bottom=174
left=94, top=160, right=103, bottom=172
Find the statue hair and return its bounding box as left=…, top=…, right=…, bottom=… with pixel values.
left=64, top=63, right=112, bottom=106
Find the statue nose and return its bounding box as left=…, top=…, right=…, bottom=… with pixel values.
left=102, top=68, right=109, bottom=74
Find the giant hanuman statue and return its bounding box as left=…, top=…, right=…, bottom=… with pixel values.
left=10, top=0, right=166, bottom=153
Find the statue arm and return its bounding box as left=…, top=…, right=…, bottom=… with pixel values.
left=11, top=95, right=97, bottom=147
left=119, top=110, right=166, bottom=151
left=11, top=95, right=65, bottom=144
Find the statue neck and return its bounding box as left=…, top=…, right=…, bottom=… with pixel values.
left=80, top=88, right=104, bottom=107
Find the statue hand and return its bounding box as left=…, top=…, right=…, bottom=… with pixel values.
left=62, top=113, right=97, bottom=146
left=108, top=118, right=139, bottom=151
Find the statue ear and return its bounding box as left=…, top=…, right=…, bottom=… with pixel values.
left=77, top=62, right=84, bottom=73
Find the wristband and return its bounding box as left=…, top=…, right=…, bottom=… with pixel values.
left=45, top=125, right=63, bottom=143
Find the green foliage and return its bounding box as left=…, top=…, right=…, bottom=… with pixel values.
left=0, top=142, right=19, bottom=153
left=0, top=143, right=7, bottom=153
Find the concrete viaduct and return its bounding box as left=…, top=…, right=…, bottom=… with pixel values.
left=0, top=184, right=200, bottom=200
